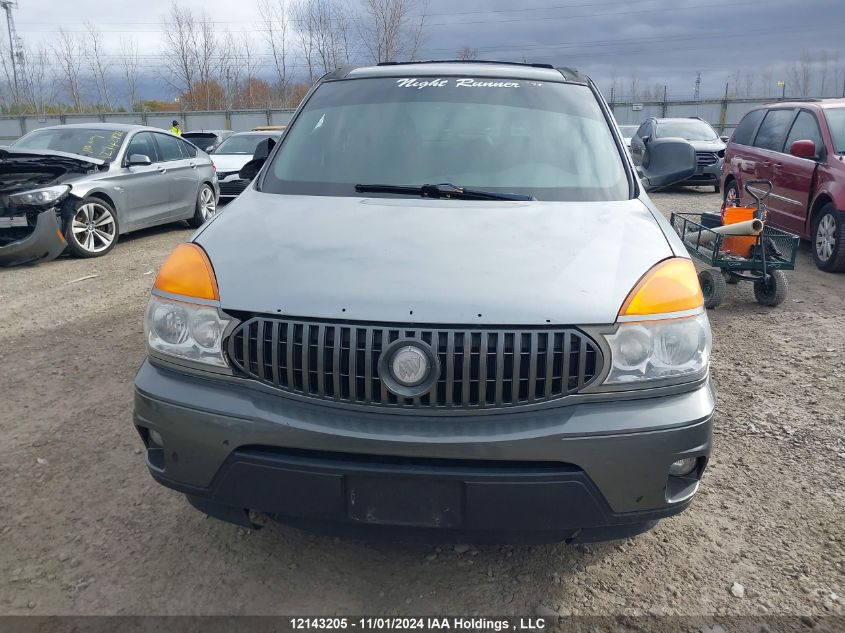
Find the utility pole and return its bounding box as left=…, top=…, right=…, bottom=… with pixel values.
left=1, top=0, right=20, bottom=104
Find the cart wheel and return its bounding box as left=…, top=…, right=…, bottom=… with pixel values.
left=699, top=268, right=727, bottom=309
left=754, top=270, right=788, bottom=307
left=723, top=271, right=739, bottom=285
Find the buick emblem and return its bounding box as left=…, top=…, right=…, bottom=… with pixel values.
left=390, top=345, right=429, bottom=386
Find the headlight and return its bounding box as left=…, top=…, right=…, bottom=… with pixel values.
left=9, top=185, right=70, bottom=207
left=603, top=312, right=710, bottom=385
left=145, top=295, right=231, bottom=367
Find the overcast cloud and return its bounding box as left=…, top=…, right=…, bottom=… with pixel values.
left=10, top=0, right=845, bottom=103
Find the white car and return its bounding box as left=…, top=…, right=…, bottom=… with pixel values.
left=211, top=131, right=283, bottom=200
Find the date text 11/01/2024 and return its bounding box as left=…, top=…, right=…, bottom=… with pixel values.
left=289, top=617, right=549, bottom=631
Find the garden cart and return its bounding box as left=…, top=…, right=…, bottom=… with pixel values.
left=669, top=180, right=800, bottom=308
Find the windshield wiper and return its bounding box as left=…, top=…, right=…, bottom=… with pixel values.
left=354, top=182, right=535, bottom=201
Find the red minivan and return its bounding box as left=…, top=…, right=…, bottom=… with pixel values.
left=721, top=99, right=845, bottom=272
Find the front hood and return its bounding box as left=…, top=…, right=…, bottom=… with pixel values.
left=2, top=148, right=105, bottom=167
left=210, top=154, right=252, bottom=173
left=197, top=191, right=674, bottom=325
left=0, top=150, right=99, bottom=207
left=687, top=140, right=726, bottom=152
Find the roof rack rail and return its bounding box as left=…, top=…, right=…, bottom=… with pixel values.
left=375, top=59, right=556, bottom=70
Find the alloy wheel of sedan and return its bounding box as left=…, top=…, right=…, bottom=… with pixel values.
left=71, top=202, right=117, bottom=254
left=816, top=213, right=836, bottom=262
left=199, top=186, right=217, bottom=221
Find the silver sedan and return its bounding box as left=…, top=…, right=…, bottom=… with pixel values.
left=1, top=123, right=219, bottom=265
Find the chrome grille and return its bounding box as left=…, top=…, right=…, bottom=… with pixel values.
left=696, top=152, right=718, bottom=166
left=227, top=317, right=603, bottom=410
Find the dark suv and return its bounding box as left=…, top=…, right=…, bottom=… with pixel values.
left=721, top=99, right=845, bottom=272
left=631, top=117, right=726, bottom=192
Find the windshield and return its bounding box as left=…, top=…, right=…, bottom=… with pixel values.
left=215, top=134, right=276, bottom=155
left=824, top=108, right=845, bottom=153
left=656, top=120, right=717, bottom=142
left=262, top=77, right=629, bottom=201
left=13, top=128, right=127, bottom=161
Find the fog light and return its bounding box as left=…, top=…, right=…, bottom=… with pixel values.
left=669, top=457, right=697, bottom=477
left=148, top=429, right=164, bottom=447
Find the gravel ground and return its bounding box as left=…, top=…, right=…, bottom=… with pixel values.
left=0, top=189, right=843, bottom=623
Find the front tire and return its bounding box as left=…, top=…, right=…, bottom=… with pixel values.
left=188, top=184, right=217, bottom=228
left=754, top=270, right=788, bottom=306
left=699, top=268, right=727, bottom=309
left=714, top=183, right=721, bottom=194
left=812, top=204, right=845, bottom=272
left=64, top=197, right=119, bottom=258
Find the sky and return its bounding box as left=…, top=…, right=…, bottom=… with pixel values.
left=8, top=0, right=845, bottom=103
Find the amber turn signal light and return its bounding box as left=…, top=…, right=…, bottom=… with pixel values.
left=619, top=258, right=703, bottom=317
left=153, top=243, right=219, bottom=301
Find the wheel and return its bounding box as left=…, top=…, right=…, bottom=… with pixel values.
left=723, top=270, right=739, bottom=285
left=753, top=270, right=788, bottom=306
left=811, top=204, right=845, bottom=272
left=724, top=179, right=740, bottom=206
left=698, top=268, right=727, bottom=309
left=188, top=184, right=218, bottom=228
left=64, top=197, right=119, bottom=258
left=714, top=183, right=721, bottom=194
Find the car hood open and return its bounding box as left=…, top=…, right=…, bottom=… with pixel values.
left=197, top=190, right=674, bottom=325
left=0, top=149, right=103, bottom=203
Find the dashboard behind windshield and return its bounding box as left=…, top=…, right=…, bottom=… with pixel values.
left=262, top=76, right=629, bottom=202
left=13, top=128, right=127, bottom=161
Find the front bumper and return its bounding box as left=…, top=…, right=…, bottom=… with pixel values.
left=0, top=208, right=66, bottom=267
left=134, top=360, right=715, bottom=542
left=680, top=160, right=723, bottom=186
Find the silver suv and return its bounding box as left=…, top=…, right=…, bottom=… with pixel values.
left=134, top=61, right=713, bottom=543
left=631, top=117, right=727, bottom=193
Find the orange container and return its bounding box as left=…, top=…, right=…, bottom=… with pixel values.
left=721, top=207, right=757, bottom=258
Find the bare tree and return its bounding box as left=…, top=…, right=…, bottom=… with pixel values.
left=741, top=72, right=755, bottom=98
left=628, top=72, right=640, bottom=99
left=258, top=0, right=290, bottom=105
left=120, top=38, right=141, bottom=110
left=789, top=49, right=813, bottom=97
left=292, top=0, right=318, bottom=83
left=357, top=0, right=427, bottom=63
left=21, top=44, right=57, bottom=114
left=760, top=66, right=774, bottom=97
left=456, top=47, right=477, bottom=60
left=160, top=1, right=198, bottom=105
left=84, top=22, right=112, bottom=111
left=52, top=28, right=85, bottom=111
left=819, top=49, right=830, bottom=97
left=293, top=0, right=353, bottom=77
left=199, top=16, right=219, bottom=109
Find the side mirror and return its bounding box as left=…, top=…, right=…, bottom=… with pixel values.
left=720, top=135, right=731, bottom=143
left=239, top=158, right=265, bottom=181
left=789, top=139, right=816, bottom=159
left=127, top=154, right=152, bottom=166
left=639, top=137, right=697, bottom=192
left=239, top=136, right=278, bottom=180
left=252, top=136, right=277, bottom=161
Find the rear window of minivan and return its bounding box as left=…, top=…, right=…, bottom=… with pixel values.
left=731, top=109, right=765, bottom=146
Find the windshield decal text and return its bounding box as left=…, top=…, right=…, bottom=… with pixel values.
left=396, top=78, right=521, bottom=89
